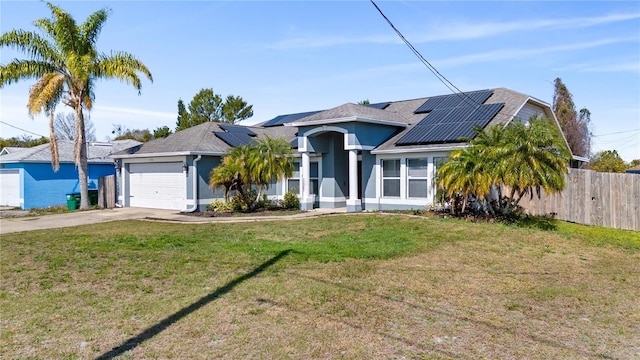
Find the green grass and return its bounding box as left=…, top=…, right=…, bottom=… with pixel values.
left=1, top=214, right=638, bottom=359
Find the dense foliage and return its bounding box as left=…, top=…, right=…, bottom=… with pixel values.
left=552, top=78, right=591, bottom=158
left=176, top=88, right=253, bottom=130
left=589, top=150, right=628, bottom=173
left=437, top=116, right=571, bottom=216
left=0, top=2, right=152, bottom=208
left=210, top=136, right=294, bottom=211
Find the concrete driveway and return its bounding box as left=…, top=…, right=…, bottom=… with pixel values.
left=0, top=207, right=206, bottom=234
left=0, top=207, right=345, bottom=234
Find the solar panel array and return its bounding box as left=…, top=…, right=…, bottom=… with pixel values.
left=366, top=102, right=390, bottom=110
left=219, top=124, right=257, bottom=136
left=214, top=124, right=258, bottom=147
left=261, top=110, right=322, bottom=127
left=396, top=89, right=504, bottom=145
left=414, top=90, right=494, bottom=114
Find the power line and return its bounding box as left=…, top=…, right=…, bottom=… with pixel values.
left=0, top=120, right=47, bottom=138
left=592, top=128, right=640, bottom=137
left=369, top=0, right=504, bottom=120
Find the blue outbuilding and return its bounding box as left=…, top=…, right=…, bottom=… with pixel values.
left=0, top=140, right=139, bottom=209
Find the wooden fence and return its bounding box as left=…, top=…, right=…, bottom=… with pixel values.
left=98, top=175, right=117, bottom=209
left=518, top=168, right=639, bottom=231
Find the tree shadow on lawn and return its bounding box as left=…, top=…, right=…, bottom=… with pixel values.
left=95, top=250, right=292, bottom=360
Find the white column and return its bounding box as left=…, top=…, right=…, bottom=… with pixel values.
left=300, top=151, right=313, bottom=210
left=346, top=149, right=361, bottom=212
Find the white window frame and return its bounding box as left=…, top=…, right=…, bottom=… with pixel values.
left=406, top=157, right=429, bottom=199
left=381, top=159, right=401, bottom=198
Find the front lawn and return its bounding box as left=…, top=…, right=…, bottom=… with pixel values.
left=1, top=214, right=638, bottom=359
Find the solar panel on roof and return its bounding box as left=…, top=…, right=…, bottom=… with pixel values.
left=367, top=102, right=390, bottom=110
left=414, top=90, right=494, bottom=114
left=219, top=124, right=257, bottom=136
left=214, top=131, right=256, bottom=147
left=262, top=110, right=322, bottom=127
left=396, top=101, right=505, bottom=145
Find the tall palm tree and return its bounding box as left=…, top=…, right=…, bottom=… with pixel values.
left=250, top=136, right=294, bottom=202
left=0, top=2, right=152, bottom=209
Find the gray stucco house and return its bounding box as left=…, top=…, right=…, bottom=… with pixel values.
left=113, top=87, right=584, bottom=212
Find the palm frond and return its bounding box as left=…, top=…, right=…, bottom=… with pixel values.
left=27, top=73, right=65, bottom=117
left=97, top=51, right=153, bottom=91
left=45, top=2, right=80, bottom=56
left=79, top=8, right=110, bottom=49
left=0, top=60, right=57, bottom=87
left=0, top=29, right=62, bottom=64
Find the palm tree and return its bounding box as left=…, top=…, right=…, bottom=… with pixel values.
left=0, top=2, right=152, bottom=209
left=437, top=116, right=570, bottom=216
left=209, top=156, right=243, bottom=202
left=250, top=136, right=294, bottom=204
left=501, top=117, right=570, bottom=209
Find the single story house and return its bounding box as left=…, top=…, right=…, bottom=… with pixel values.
left=0, top=140, right=140, bottom=209
left=113, top=87, right=584, bottom=212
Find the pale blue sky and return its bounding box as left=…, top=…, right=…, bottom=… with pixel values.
left=1, top=0, right=639, bottom=161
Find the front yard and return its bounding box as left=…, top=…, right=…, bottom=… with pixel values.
left=1, top=214, right=638, bottom=359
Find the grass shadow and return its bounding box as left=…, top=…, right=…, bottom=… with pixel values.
left=95, top=250, right=291, bottom=360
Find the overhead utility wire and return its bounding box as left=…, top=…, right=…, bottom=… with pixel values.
left=0, top=120, right=47, bottom=138
left=369, top=0, right=498, bottom=118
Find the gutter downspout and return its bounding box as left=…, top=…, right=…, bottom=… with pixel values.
left=182, top=154, right=202, bottom=213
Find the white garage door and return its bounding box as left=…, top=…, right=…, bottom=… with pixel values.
left=129, top=162, right=186, bottom=210
left=0, top=169, right=21, bottom=207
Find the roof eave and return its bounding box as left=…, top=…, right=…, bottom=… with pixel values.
left=112, top=151, right=225, bottom=159
left=371, top=143, right=468, bottom=154
left=288, top=116, right=407, bottom=128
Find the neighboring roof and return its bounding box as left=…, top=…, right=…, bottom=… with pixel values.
left=261, top=110, right=323, bottom=127
left=112, top=122, right=298, bottom=158
left=0, top=140, right=141, bottom=164
left=626, top=164, right=640, bottom=174
left=288, top=103, right=409, bottom=127
left=0, top=147, right=25, bottom=155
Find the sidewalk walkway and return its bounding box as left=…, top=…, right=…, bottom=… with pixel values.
left=0, top=207, right=347, bottom=235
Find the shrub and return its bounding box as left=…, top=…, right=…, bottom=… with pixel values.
left=207, top=200, right=234, bottom=212
left=282, top=189, right=300, bottom=209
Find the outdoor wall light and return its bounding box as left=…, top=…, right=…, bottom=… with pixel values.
left=182, top=162, right=189, bottom=174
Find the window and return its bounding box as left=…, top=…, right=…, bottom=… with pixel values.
left=382, top=159, right=400, bottom=197
left=407, top=158, right=428, bottom=198
left=288, top=161, right=318, bottom=195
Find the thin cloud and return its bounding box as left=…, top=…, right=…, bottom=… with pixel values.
left=268, top=12, right=640, bottom=49
left=434, top=37, right=638, bottom=68
left=555, top=61, right=640, bottom=73
left=93, top=106, right=175, bottom=119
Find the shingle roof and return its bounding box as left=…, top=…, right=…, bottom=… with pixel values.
left=113, top=88, right=545, bottom=158
left=0, top=140, right=141, bottom=163
left=290, top=103, right=409, bottom=125
left=113, top=122, right=298, bottom=157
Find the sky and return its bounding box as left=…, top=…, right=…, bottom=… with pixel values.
left=1, top=0, right=639, bottom=162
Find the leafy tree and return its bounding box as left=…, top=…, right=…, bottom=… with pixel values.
left=552, top=78, right=592, bottom=157
left=629, top=159, right=640, bottom=167
left=54, top=112, right=96, bottom=141
left=176, top=88, right=253, bottom=130
left=0, top=135, right=49, bottom=149
left=0, top=2, right=152, bottom=209
left=589, top=150, right=627, bottom=173
left=153, top=126, right=172, bottom=139
left=112, top=124, right=153, bottom=142
left=358, top=99, right=371, bottom=105
left=209, top=137, right=294, bottom=211
left=222, top=95, right=253, bottom=124
left=437, top=116, right=570, bottom=216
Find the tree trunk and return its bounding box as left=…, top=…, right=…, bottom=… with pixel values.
left=74, top=104, right=89, bottom=209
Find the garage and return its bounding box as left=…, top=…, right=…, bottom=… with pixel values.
left=128, top=162, right=186, bottom=210
left=0, top=169, right=22, bottom=207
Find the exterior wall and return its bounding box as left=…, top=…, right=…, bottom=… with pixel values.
left=195, top=156, right=222, bottom=211
left=319, top=132, right=348, bottom=208
left=515, top=103, right=545, bottom=122
left=361, top=150, right=377, bottom=209
left=3, top=162, right=114, bottom=209
left=364, top=152, right=451, bottom=211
